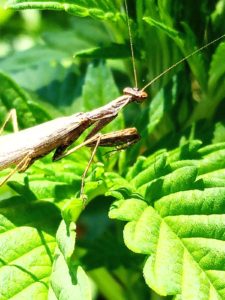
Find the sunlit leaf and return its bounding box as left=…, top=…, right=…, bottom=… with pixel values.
left=50, top=220, right=92, bottom=300
left=0, top=200, right=60, bottom=299
left=109, top=140, right=225, bottom=299
left=6, top=0, right=123, bottom=21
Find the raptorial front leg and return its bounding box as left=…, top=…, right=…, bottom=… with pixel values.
left=53, top=133, right=102, bottom=161
left=52, top=119, right=92, bottom=160
left=85, top=115, right=116, bottom=140
left=54, top=127, right=140, bottom=203
left=0, top=109, right=19, bottom=135
left=53, top=115, right=116, bottom=161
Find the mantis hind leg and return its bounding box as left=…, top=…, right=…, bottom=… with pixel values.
left=0, top=110, right=35, bottom=187
left=0, top=151, right=34, bottom=187
left=0, top=109, right=19, bottom=135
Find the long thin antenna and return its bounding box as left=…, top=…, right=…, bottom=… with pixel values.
left=141, top=34, right=225, bottom=91
left=124, top=0, right=138, bottom=89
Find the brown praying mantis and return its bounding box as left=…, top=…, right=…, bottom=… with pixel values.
left=0, top=1, right=225, bottom=197
left=0, top=90, right=144, bottom=190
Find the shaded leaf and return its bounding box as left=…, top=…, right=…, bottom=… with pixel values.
left=143, top=16, right=179, bottom=39
left=0, top=71, right=51, bottom=129
left=76, top=43, right=130, bottom=59
left=208, top=42, right=225, bottom=105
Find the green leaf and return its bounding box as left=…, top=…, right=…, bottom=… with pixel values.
left=82, top=61, right=124, bottom=139
left=130, top=153, right=167, bottom=189
left=0, top=200, right=60, bottom=299
left=198, top=148, right=225, bottom=175
left=208, top=42, right=225, bottom=105
left=212, top=122, right=225, bottom=144
left=55, top=220, right=76, bottom=264
left=147, top=89, right=169, bottom=133
left=37, top=65, right=82, bottom=108
left=50, top=255, right=92, bottom=300
left=76, top=43, right=130, bottom=59
left=143, top=14, right=208, bottom=91
left=109, top=141, right=225, bottom=298
left=0, top=46, right=68, bottom=73
left=0, top=6, right=13, bottom=25
left=0, top=71, right=52, bottom=129
left=50, top=220, right=92, bottom=300
left=0, top=46, right=73, bottom=97
left=140, top=166, right=198, bottom=200
left=82, top=61, right=119, bottom=111
left=143, top=16, right=179, bottom=39
left=109, top=198, right=148, bottom=221
left=6, top=0, right=122, bottom=21
left=61, top=198, right=84, bottom=224
left=24, top=158, right=87, bottom=199
left=0, top=150, right=90, bottom=205
left=43, top=21, right=110, bottom=55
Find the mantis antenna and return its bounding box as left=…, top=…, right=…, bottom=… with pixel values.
left=141, top=33, right=225, bottom=91
left=124, top=0, right=138, bottom=89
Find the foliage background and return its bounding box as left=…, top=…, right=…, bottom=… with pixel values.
left=1, top=0, right=225, bottom=299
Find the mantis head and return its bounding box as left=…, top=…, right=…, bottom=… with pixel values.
left=123, top=87, right=148, bottom=103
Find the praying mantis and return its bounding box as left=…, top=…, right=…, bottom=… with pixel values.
left=0, top=1, right=225, bottom=197
left=0, top=89, right=145, bottom=191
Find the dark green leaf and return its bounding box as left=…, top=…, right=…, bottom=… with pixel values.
left=0, top=71, right=51, bottom=128
left=76, top=43, right=130, bottom=59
